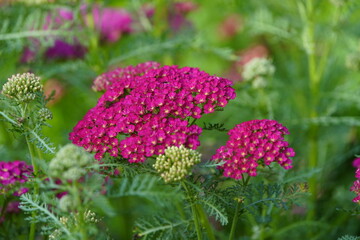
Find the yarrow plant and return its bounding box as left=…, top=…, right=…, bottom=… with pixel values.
left=1, top=65, right=301, bottom=240
left=70, top=62, right=236, bottom=162
left=212, top=119, right=295, bottom=179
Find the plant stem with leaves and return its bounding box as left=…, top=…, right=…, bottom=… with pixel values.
left=229, top=175, right=251, bottom=240
left=181, top=181, right=203, bottom=240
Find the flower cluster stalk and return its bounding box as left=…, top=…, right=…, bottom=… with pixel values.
left=181, top=181, right=216, bottom=240
left=229, top=175, right=250, bottom=240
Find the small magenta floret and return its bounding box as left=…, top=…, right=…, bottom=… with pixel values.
left=70, top=63, right=236, bottom=163
left=211, top=119, right=295, bottom=179
left=153, top=145, right=201, bottom=182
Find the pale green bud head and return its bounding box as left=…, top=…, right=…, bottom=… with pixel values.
left=58, top=195, right=75, bottom=212
left=2, top=73, right=42, bottom=103
left=38, top=107, right=53, bottom=122
left=49, top=144, right=94, bottom=181
left=242, top=58, right=275, bottom=88
left=153, top=145, right=201, bottom=183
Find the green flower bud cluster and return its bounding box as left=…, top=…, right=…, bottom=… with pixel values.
left=153, top=145, right=201, bottom=183
left=2, top=73, right=42, bottom=103
left=242, top=58, right=275, bottom=88
left=49, top=144, right=94, bottom=181
left=58, top=195, right=75, bottom=212
left=38, top=108, right=53, bottom=122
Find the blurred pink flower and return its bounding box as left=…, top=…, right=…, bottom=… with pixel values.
left=91, top=5, right=132, bottom=43
left=44, top=79, right=66, bottom=106
left=218, top=14, right=243, bottom=39
left=168, top=1, right=197, bottom=33
left=353, top=158, right=360, bottom=168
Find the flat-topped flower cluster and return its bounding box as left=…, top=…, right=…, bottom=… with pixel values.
left=0, top=161, right=33, bottom=196
left=212, top=119, right=295, bottom=179
left=70, top=62, right=236, bottom=162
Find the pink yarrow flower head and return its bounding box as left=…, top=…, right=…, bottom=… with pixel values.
left=0, top=161, right=33, bottom=196
left=211, top=119, right=295, bottom=180
left=70, top=62, right=236, bottom=163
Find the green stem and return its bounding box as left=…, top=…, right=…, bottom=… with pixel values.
left=26, top=135, right=38, bottom=240
left=229, top=175, right=250, bottom=240
left=181, top=181, right=202, bottom=240
left=228, top=200, right=241, bottom=240
left=73, top=183, right=88, bottom=240
left=19, top=103, right=39, bottom=240
left=196, top=204, right=216, bottom=240
left=304, top=0, right=321, bottom=221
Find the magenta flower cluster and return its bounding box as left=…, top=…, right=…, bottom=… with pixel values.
left=351, top=158, right=360, bottom=203
left=0, top=161, right=33, bottom=196
left=212, top=119, right=295, bottom=179
left=70, top=62, right=236, bottom=163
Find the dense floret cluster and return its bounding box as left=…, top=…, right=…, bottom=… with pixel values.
left=70, top=63, right=236, bottom=163
left=1, top=73, right=42, bottom=103
left=153, top=145, right=201, bottom=182
left=49, top=144, right=94, bottom=181
left=212, top=119, right=295, bottom=179
left=92, top=61, right=161, bottom=92
left=0, top=161, right=33, bottom=196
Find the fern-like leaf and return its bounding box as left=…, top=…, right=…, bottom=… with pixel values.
left=338, top=235, right=360, bottom=240
left=135, top=216, right=190, bottom=240
left=19, top=193, right=71, bottom=237
left=108, top=174, right=183, bottom=205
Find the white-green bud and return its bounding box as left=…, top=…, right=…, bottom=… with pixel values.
left=153, top=145, right=201, bottom=183
left=242, top=58, right=275, bottom=88
left=38, top=107, right=53, bottom=122
left=2, top=73, right=42, bottom=103
left=58, top=195, right=75, bottom=212
left=49, top=144, right=94, bottom=181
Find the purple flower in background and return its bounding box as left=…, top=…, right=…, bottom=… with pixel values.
left=92, top=5, right=132, bottom=43
left=168, top=1, right=197, bottom=32
left=0, top=201, right=21, bottom=224
left=45, top=39, right=87, bottom=60
left=0, top=160, right=32, bottom=196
